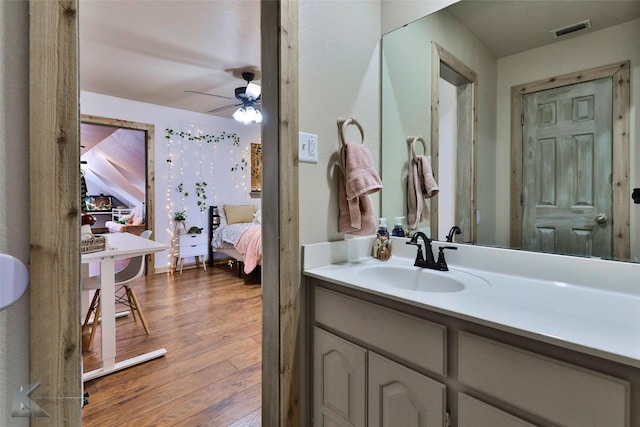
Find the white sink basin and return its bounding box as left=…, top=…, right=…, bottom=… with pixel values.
left=352, top=263, right=489, bottom=293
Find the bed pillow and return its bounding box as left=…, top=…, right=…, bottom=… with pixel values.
left=215, top=206, right=227, bottom=226
left=224, top=204, right=256, bottom=225
left=253, top=208, right=262, bottom=224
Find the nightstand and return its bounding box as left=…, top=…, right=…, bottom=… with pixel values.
left=173, top=233, right=208, bottom=274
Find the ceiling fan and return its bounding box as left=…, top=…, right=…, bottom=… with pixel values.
left=185, top=71, right=262, bottom=124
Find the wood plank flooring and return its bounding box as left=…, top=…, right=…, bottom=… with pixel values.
left=81, top=262, right=262, bottom=427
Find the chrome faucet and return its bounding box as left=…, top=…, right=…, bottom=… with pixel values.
left=406, top=231, right=457, bottom=271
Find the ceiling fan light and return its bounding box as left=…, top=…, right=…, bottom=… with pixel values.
left=245, top=106, right=258, bottom=122
left=233, top=105, right=261, bottom=125
left=233, top=107, right=247, bottom=122
left=245, top=82, right=261, bottom=100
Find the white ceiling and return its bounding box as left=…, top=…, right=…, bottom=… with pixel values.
left=447, top=0, right=640, bottom=58
left=79, top=1, right=639, bottom=117
left=80, top=0, right=261, bottom=118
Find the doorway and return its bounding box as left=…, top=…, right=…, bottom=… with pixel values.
left=81, top=115, right=155, bottom=273
left=29, top=1, right=295, bottom=424
left=510, top=62, right=630, bottom=259
left=431, top=42, right=478, bottom=242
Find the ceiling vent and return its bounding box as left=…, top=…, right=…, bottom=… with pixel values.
left=551, top=19, right=591, bottom=38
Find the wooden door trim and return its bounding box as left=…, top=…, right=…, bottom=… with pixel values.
left=261, top=0, right=300, bottom=424
left=30, top=1, right=82, bottom=425
left=431, top=42, right=478, bottom=240
left=80, top=114, right=156, bottom=274
left=510, top=61, right=630, bottom=259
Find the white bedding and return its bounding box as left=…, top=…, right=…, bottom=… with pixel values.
left=212, top=222, right=258, bottom=248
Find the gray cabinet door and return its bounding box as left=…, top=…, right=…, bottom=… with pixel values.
left=314, top=327, right=366, bottom=427
left=368, top=352, right=446, bottom=427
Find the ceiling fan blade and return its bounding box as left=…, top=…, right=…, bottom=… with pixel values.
left=207, top=103, right=242, bottom=114
left=185, top=90, right=235, bottom=101
left=245, top=82, right=261, bottom=100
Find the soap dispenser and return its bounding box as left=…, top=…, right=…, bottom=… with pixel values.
left=392, top=216, right=405, bottom=237
left=373, top=218, right=392, bottom=261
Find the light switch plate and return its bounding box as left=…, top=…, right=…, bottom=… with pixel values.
left=299, top=132, right=318, bottom=163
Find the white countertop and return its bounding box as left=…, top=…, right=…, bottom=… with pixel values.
left=304, top=237, right=640, bottom=368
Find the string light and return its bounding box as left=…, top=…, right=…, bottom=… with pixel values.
left=165, top=126, right=244, bottom=233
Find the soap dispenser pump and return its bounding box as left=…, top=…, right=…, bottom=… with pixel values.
left=392, top=216, right=405, bottom=237
left=373, top=218, right=392, bottom=261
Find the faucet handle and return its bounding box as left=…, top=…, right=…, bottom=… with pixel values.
left=406, top=241, right=425, bottom=265
left=436, top=246, right=457, bottom=271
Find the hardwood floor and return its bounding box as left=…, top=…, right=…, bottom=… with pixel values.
left=81, top=262, right=262, bottom=427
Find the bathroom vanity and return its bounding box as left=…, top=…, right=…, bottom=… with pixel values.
left=304, top=237, right=640, bottom=427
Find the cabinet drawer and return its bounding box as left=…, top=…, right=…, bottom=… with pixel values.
left=458, top=393, right=536, bottom=427
left=458, top=331, right=629, bottom=427
left=315, top=287, right=446, bottom=376
left=179, top=233, right=207, bottom=247
left=179, top=244, right=207, bottom=257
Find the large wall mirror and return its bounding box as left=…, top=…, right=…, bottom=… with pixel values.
left=381, top=0, right=640, bottom=262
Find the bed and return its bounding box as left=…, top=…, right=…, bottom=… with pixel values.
left=105, top=206, right=146, bottom=235
left=208, top=204, right=262, bottom=276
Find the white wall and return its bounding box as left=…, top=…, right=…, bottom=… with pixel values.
left=298, top=0, right=382, bottom=245
left=496, top=18, right=640, bottom=256
left=0, top=2, right=29, bottom=426
left=81, top=91, right=261, bottom=270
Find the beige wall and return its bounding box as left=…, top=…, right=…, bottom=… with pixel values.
left=298, top=0, right=458, bottom=246
left=0, top=1, right=29, bottom=426
left=298, top=0, right=382, bottom=245
left=495, top=18, right=640, bottom=255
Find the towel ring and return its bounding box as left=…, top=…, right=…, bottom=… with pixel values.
left=338, top=117, right=365, bottom=147
left=407, top=135, right=428, bottom=160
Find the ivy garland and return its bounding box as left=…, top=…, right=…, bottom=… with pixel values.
left=165, top=128, right=240, bottom=146
left=195, top=181, right=207, bottom=211
left=231, top=158, right=248, bottom=172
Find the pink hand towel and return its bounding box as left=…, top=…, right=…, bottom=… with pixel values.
left=416, top=155, right=438, bottom=198
left=342, top=143, right=382, bottom=200
left=336, top=118, right=381, bottom=235
left=407, top=155, right=438, bottom=228
left=338, top=165, right=377, bottom=235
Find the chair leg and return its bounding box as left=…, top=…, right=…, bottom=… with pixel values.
left=82, top=290, right=101, bottom=351
left=82, top=289, right=100, bottom=329
left=126, top=286, right=150, bottom=335
left=89, top=298, right=101, bottom=350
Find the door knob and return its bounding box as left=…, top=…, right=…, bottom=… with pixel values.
left=595, top=213, right=608, bottom=224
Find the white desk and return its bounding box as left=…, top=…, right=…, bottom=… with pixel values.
left=81, top=232, right=169, bottom=381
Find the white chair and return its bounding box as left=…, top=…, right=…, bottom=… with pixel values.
left=82, top=230, right=153, bottom=350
